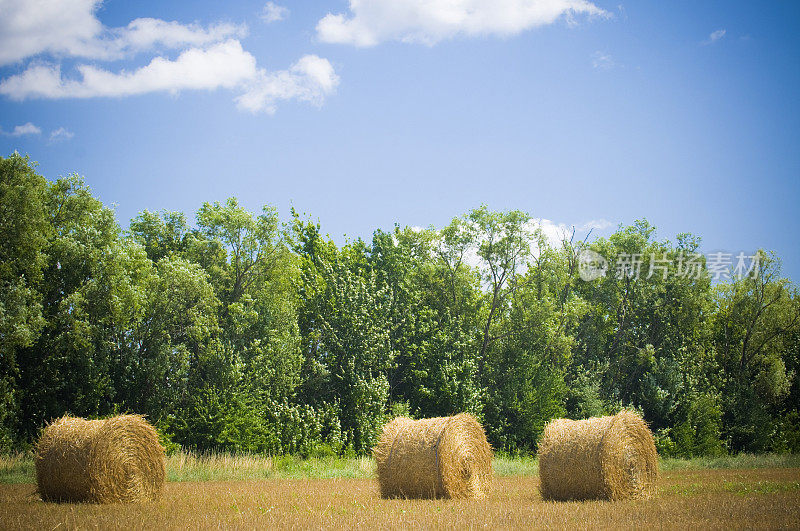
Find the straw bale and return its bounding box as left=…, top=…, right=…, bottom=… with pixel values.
left=35, top=414, right=166, bottom=503
left=373, top=413, right=492, bottom=499
left=538, top=410, right=658, bottom=501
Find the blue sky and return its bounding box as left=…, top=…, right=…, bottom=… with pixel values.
left=1, top=1, right=798, bottom=279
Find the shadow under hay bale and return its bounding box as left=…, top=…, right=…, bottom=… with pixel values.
left=35, top=414, right=166, bottom=503
left=537, top=410, right=658, bottom=501
left=374, top=413, right=492, bottom=499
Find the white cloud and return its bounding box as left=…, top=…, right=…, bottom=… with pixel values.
left=237, top=55, right=340, bottom=114
left=260, top=2, right=289, bottom=23
left=527, top=218, right=613, bottom=249
left=0, top=0, right=102, bottom=65
left=445, top=216, right=613, bottom=275
left=12, top=122, right=41, bottom=135
left=709, top=29, right=726, bottom=42
left=0, top=0, right=245, bottom=65
left=591, top=51, right=615, bottom=70
left=0, top=40, right=257, bottom=99
left=580, top=219, right=613, bottom=231
left=1, top=43, right=338, bottom=114
left=704, top=29, right=726, bottom=45
left=316, top=0, right=608, bottom=47
left=49, top=127, right=74, bottom=142
left=0, top=1, right=338, bottom=114
left=106, top=18, right=246, bottom=57
left=528, top=218, right=573, bottom=249
left=0, top=122, right=42, bottom=136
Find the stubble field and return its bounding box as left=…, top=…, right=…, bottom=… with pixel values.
left=1, top=465, right=799, bottom=529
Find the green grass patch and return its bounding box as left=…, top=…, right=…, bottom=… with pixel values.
left=0, top=453, right=35, bottom=484
left=3, top=451, right=799, bottom=484
left=165, top=453, right=376, bottom=482
left=492, top=454, right=539, bottom=477
left=659, top=453, right=800, bottom=471
left=662, top=479, right=800, bottom=498
left=722, top=480, right=800, bottom=495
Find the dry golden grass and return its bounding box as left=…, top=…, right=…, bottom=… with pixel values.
left=374, top=413, right=492, bottom=499
left=1, top=468, right=798, bottom=529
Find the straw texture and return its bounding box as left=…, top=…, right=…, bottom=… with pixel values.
left=35, top=414, right=166, bottom=503
left=374, top=413, right=492, bottom=499
left=538, top=410, right=658, bottom=501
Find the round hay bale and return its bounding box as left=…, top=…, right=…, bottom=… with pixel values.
left=537, top=410, right=658, bottom=501
left=373, top=413, right=492, bottom=499
left=35, top=414, right=166, bottom=503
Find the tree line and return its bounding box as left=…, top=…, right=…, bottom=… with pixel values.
left=1, top=153, right=798, bottom=456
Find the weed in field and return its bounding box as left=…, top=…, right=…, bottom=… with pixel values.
left=3, top=451, right=800, bottom=485
left=659, top=453, right=800, bottom=471
left=0, top=453, right=34, bottom=484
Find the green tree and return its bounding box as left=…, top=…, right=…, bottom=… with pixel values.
left=371, top=226, right=483, bottom=419
left=317, top=251, right=393, bottom=453
left=467, top=206, right=533, bottom=371
left=0, top=154, right=50, bottom=448
left=121, top=256, right=219, bottom=423
left=16, top=174, right=120, bottom=438
left=129, top=209, right=189, bottom=262
left=481, top=227, right=582, bottom=451
left=711, top=252, right=800, bottom=451
left=196, top=198, right=285, bottom=305
left=570, top=221, right=718, bottom=455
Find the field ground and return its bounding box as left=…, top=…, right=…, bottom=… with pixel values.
left=1, top=454, right=799, bottom=529
left=1, top=468, right=798, bottom=529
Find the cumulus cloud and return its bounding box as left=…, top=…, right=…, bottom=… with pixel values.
left=530, top=218, right=572, bottom=248
left=0, top=0, right=338, bottom=113
left=527, top=218, right=613, bottom=249
left=0, top=0, right=101, bottom=65
left=0, top=43, right=338, bottom=114
left=260, top=2, right=289, bottom=23
left=316, top=0, right=608, bottom=46
left=105, top=18, right=246, bottom=57
left=1, top=41, right=257, bottom=99
left=49, top=127, right=75, bottom=142
left=0, top=0, right=245, bottom=65
left=0, top=122, right=42, bottom=136
left=447, top=216, right=613, bottom=274
left=237, top=55, right=340, bottom=114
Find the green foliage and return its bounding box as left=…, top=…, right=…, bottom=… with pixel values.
left=129, top=210, right=188, bottom=262
left=373, top=225, right=483, bottom=419
left=658, top=394, right=726, bottom=458
left=0, top=154, right=50, bottom=450
left=315, top=257, right=393, bottom=453
left=1, top=153, right=798, bottom=456
left=711, top=252, right=800, bottom=452
left=775, top=411, right=800, bottom=453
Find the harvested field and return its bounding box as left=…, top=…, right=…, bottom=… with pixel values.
left=1, top=468, right=798, bottom=529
